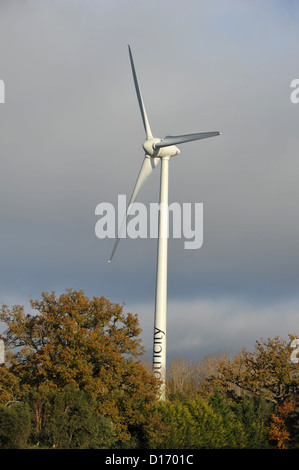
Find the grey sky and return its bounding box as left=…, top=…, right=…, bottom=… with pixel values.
left=0, top=0, right=298, bottom=361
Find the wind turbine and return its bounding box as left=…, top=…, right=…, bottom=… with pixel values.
left=109, top=45, right=220, bottom=400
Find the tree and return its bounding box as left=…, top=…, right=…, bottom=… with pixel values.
left=155, top=398, right=227, bottom=449
left=288, top=406, right=299, bottom=448
left=42, top=384, right=116, bottom=448
left=167, top=357, right=201, bottom=400
left=234, top=395, right=271, bottom=448
left=0, top=402, right=31, bottom=449
left=201, top=335, right=299, bottom=404
left=186, top=398, right=227, bottom=448
left=0, top=366, right=20, bottom=406
left=209, top=390, right=247, bottom=448
left=22, top=383, right=116, bottom=448
left=0, top=290, right=160, bottom=442
left=156, top=400, right=196, bottom=448
left=269, top=400, right=295, bottom=449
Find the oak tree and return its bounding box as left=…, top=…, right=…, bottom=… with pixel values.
left=0, top=290, right=160, bottom=442
left=201, top=335, right=299, bottom=404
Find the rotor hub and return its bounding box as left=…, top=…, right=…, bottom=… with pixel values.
left=143, top=137, right=180, bottom=158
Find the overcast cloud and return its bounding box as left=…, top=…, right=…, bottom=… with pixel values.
left=0, top=0, right=298, bottom=361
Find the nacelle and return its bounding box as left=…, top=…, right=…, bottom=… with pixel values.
left=143, top=138, right=180, bottom=158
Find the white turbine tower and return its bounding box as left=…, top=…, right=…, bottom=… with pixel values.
left=109, top=46, right=220, bottom=400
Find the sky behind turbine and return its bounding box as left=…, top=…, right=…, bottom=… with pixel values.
left=0, top=0, right=298, bottom=360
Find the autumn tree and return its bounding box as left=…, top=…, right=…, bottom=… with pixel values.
left=269, top=400, right=295, bottom=449
left=0, top=290, right=160, bottom=443
left=201, top=335, right=299, bottom=405
left=288, top=406, right=299, bottom=448
left=0, top=366, right=20, bottom=406
left=166, top=351, right=231, bottom=401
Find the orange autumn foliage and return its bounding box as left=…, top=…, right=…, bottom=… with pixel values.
left=269, top=400, right=294, bottom=449
left=0, top=289, right=161, bottom=442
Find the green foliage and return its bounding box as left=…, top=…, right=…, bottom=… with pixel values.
left=42, top=384, right=116, bottom=448
left=0, top=402, right=31, bottom=448
left=156, top=400, right=194, bottom=448
left=156, top=398, right=228, bottom=449
left=186, top=398, right=227, bottom=448
left=233, top=395, right=271, bottom=448
left=209, top=390, right=247, bottom=448
left=23, top=384, right=116, bottom=448
left=208, top=391, right=272, bottom=449
left=0, top=291, right=296, bottom=449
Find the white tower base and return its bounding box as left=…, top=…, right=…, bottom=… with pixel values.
left=153, top=156, right=169, bottom=400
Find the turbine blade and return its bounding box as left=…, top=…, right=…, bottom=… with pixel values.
left=108, top=155, right=159, bottom=262
left=155, top=131, right=221, bottom=149
left=128, top=45, right=153, bottom=139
